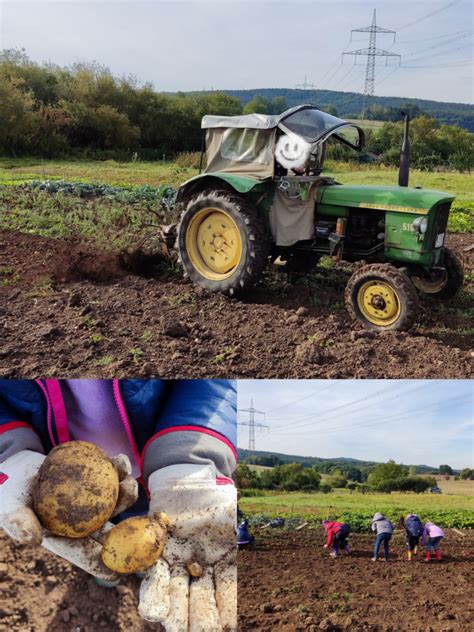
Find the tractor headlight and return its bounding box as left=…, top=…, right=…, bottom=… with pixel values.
left=412, top=217, right=428, bottom=234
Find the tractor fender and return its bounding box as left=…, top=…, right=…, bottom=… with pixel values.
left=176, top=172, right=269, bottom=206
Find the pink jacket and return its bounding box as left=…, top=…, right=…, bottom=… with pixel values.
left=422, top=522, right=444, bottom=543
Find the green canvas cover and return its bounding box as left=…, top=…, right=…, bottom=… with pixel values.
left=205, top=127, right=276, bottom=177
left=202, top=105, right=364, bottom=178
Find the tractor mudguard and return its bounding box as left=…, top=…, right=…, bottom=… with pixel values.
left=176, top=172, right=271, bottom=206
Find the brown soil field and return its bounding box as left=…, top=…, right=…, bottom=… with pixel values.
left=238, top=528, right=474, bottom=631
left=0, top=532, right=162, bottom=632
left=1, top=230, right=472, bottom=379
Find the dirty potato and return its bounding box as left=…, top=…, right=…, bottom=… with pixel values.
left=34, top=441, right=119, bottom=538
left=101, top=513, right=169, bottom=574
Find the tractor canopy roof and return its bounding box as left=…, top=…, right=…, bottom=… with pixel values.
left=201, top=105, right=364, bottom=178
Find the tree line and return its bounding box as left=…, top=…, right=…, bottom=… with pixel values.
left=0, top=49, right=241, bottom=158
left=226, top=88, right=474, bottom=131
left=0, top=49, right=472, bottom=171
left=237, top=460, right=439, bottom=495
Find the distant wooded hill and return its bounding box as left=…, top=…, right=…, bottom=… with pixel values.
left=190, top=88, right=474, bottom=131
left=237, top=448, right=438, bottom=475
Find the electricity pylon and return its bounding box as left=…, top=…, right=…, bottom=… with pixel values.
left=238, top=400, right=269, bottom=451
left=296, top=75, right=316, bottom=90
left=343, top=9, right=400, bottom=96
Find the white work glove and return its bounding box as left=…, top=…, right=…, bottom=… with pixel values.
left=0, top=449, right=138, bottom=581
left=139, top=464, right=237, bottom=632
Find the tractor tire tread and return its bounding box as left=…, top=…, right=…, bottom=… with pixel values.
left=345, top=263, right=419, bottom=332
left=176, top=189, right=270, bottom=294
left=436, top=247, right=464, bottom=299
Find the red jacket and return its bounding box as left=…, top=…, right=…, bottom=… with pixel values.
left=324, top=521, right=343, bottom=547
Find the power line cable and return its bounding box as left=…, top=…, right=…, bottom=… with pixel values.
left=404, top=60, right=472, bottom=69
left=396, top=0, right=461, bottom=31
left=279, top=393, right=472, bottom=437
left=273, top=396, right=471, bottom=440
left=331, top=63, right=357, bottom=90
left=407, top=42, right=474, bottom=65
left=319, top=41, right=354, bottom=90
left=270, top=380, right=465, bottom=434
left=269, top=383, right=396, bottom=426
left=373, top=65, right=400, bottom=89
left=397, top=29, right=473, bottom=44
left=265, top=384, right=334, bottom=415
left=270, top=382, right=425, bottom=432
left=317, top=57, right=344, bottom=86
left=309, top=393, right=473, bottom=436
left=403, top=32, right=473, bottom=59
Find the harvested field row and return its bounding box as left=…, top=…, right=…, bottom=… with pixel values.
left=1, top=230, right=472, bottom=379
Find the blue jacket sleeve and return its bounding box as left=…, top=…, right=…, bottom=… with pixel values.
left=0, top=381, right=46, bottom=461
left=155, top=380, right=236, bottom=445
left=141, top=380, right=237, bottom=482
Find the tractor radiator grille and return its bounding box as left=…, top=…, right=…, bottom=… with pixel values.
left=431, top=203, right=451, bottom=248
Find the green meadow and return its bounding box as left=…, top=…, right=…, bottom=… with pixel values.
left=240, top=485, right=474, bottom=530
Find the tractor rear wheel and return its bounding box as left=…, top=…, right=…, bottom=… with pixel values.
left=345, top=263, right=419, bottom=331
left=177, top=190, right=270, bottom=295
left=411, top=248, right=464, bottom=299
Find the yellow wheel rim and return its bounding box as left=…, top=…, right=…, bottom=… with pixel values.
left=412, top=272, right=447, bottom=294
left=357, top=281, right=401, bottom=327
left=186, top=208, right=243, bottom=281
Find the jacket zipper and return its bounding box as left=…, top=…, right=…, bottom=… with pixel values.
left=112, top=380, right=141, bottom=473
left=35, top=379, right=56, bottom=447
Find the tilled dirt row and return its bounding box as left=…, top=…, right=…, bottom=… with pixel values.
left=238, top=529, right=474, bottom=631
left=1, top=230, right=472, bottom=379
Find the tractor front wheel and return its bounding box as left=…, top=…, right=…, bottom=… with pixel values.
left=177, top=190, right=270, bottom=295
left=411, top=248, right=464, bottom=299
left=345, top=263, right=419, bottom=331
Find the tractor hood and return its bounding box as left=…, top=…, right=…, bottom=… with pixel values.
left=319, top=185, right=455, bottom=214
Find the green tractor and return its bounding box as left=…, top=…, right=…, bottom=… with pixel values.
left=173, top=105, right=464, bottom=331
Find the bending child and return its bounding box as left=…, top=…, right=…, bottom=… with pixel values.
left=422, top=521, right=445, bottom=562
left=371, top=512, right=393, bottom=562
left=402, top=513, right=424, bottom=561
left=322, top=520, right=351, bottom=558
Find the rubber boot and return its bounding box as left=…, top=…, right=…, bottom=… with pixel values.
left=435, top=550, right=442, bottom=561
left=413, top=545, right=418, bottom=556
left=344, top=545, right=351, bottom=555
left=330, top=549, right=338, bottom=558
left=407, top=551, right=412, bottom=561
left=425, top=552, right=431, bottom=562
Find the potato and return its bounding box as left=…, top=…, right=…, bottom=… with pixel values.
left=101, top=513, right=169, bottom=574
left=34, top=441, right=119, bottom=538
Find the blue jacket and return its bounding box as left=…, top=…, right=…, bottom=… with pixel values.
left=0, top=379, right=237, bottom=482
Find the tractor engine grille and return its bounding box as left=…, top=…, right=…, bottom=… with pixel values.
left=430, top=202, right=451, bottom=248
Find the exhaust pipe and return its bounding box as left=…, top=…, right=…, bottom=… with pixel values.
left=331, top=217, right=347, bottom=262
left=398, top=111, right=410, bottom=187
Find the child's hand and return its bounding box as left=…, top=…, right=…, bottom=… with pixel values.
left=0, top=449, right=138, bottom=580
left=138, top=464, right=237, bottom=631
left=323, top=544, right=328, bottom=548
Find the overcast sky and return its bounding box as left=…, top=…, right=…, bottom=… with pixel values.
left=1, top=1, right=472, bottom=103
left=237, top=380, right=474, bottom=469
